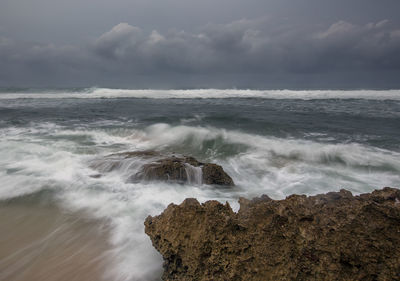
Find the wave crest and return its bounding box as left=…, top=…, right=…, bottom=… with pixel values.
left=0, top=88, right=399, bottom=100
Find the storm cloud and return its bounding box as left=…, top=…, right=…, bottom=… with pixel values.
left=1, top=0, right=400, bottom=88
left=88, top=19, right=400, bottom=73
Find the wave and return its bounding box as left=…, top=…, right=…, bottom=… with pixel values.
left=1, top=122, right=400, bottom=280
left=2, top=122, right=399, bottom=198
left=0, top=88, right=400, bottom=100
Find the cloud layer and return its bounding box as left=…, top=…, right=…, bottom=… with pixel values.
left=1, top=18, right=400, bottom=88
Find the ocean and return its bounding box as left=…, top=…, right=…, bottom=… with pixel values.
left=1, top=88, right=400, bottom=280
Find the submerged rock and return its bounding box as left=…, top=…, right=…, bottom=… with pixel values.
left=133, top=156, right=234, bottom=186
left=145, top=187, right=400, bottom=281
left=90, top=151, right=234, bottom=186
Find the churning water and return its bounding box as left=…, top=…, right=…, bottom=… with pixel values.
left=1, top=88, right=399, bottom=280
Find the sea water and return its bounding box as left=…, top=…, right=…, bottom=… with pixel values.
left=1, top=88, right=399, bottom=280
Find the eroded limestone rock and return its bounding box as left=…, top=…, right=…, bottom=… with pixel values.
left=145, top=187, right=400, bottom=281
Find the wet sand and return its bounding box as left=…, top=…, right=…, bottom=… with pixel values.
left=0, top=201, right=112, bottom=281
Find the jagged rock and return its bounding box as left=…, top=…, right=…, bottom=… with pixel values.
left=145, top=187, right=400, bottom=281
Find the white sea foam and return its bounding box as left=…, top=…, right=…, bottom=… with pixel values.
left=1, top=123, right=399, bottom=280
left=0, top=88, right=400, bottom=100
left=184, top=163, right=203, bottom=185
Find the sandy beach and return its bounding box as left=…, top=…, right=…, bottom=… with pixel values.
left=0, top=199, right=111, bottom=281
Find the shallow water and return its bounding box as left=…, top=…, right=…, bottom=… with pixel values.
left=0, top=197, right=111, bottom=281
left=0, top=88, right=399, bottom=280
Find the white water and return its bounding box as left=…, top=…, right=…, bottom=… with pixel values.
left=1, top=123, right=400, bottom=280
left=184, top=164, right=203, bottom=185
left=1, top=88, right=400, bottom=100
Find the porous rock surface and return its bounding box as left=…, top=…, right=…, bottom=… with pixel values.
left=145, top=187, right=400, bottom=281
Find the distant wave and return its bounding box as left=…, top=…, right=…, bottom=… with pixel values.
left=0, top=88, right=399, bottom=100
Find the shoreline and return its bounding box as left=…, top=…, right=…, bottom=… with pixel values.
left=0, top=201, right=112, bottom=281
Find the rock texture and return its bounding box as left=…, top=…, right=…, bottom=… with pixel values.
left=145, top=187, right=400, bottom=281
left=201, top=163, right=234, bottom=186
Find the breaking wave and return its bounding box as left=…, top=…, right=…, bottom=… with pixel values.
left=0, top=88, right=400, bottom=100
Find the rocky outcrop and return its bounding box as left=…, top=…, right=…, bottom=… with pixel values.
left=133, top=156, right=234, bottom=186
left=201, top=163, right=234, bottom=186
left=90, top=151, right=234, bottom=186
left=145, top=187, right=400, bottom=281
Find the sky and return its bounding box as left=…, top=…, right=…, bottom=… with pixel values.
left=0, top=0, right=400, bottom=89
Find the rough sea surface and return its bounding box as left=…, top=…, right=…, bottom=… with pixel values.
left=1, top=88, right=400, bottom=281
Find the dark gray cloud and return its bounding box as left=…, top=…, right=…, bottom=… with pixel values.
left=1, top=0, right=399, bottom=44
left=93, top=19, right=400, bottom=76
left=0, top=0, right=400, bottom=88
